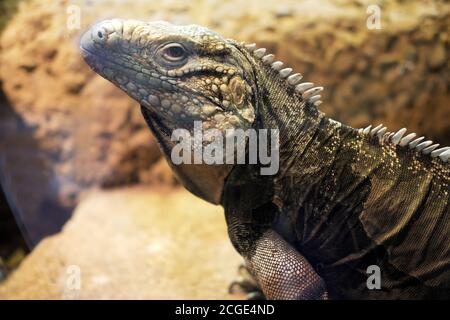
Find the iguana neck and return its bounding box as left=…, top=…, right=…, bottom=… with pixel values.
left=236, top=57, right=367, bottom=209
left=251, top=59, right=327, bottom=173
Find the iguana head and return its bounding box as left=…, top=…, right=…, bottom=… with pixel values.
left=80, top=19, right=256, bottom=133
left=80, top=19, right=323, bottom=204
left=81, top=19, right=262, bottom=204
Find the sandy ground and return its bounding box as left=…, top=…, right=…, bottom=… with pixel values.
left=0, top=187, right=244, bottom=299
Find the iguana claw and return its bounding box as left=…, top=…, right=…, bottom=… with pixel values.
left=228, top=264, right=266, bottom=300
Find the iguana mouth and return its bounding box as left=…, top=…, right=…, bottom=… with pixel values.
left=79, top=45, right=149, bottom=85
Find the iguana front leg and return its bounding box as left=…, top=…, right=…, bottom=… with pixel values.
left=228, top=221, right=328, bottom=300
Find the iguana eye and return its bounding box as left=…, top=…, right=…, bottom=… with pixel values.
left=92, top=27, right=107, bottom=44
left=160, top=43, right=187, bottom=62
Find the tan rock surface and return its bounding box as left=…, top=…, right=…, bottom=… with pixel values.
left=0, top=187, right=243, bottom=299
left=0, top=0, right=448, bottom=244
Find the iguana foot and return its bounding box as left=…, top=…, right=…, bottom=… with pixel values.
left=228, top=264, right=266, bottom=300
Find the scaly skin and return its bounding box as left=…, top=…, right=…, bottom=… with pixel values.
left=81, top=19, right=450, bottom=299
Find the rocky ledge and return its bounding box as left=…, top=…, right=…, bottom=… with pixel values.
left=0, top=188, right=243, bottom=299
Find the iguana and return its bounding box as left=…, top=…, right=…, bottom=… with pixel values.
left=80, top=19, right=450, bottom=299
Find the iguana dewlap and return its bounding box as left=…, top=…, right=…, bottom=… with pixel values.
left=80, top=19, right=450, bottom=299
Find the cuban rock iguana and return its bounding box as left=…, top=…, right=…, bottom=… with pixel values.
left=80, top=19, right=450, bottom=299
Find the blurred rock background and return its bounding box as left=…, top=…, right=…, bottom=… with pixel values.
left=0, top=188, right=244, bottom=299
left=0, top=0, right=448, bottom=298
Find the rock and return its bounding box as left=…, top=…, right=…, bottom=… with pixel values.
left=0, top=258, right=6, bottom=282
left=138, top=158, right=179, bottom=187
left=0, top=170, right=28, bottom=270
left=0, top=188, right=244, bottom=299
left=100, top=129, right=162, bottom=188
left=334, top=50, right=356, bottom=75
left=427, top=44, right=446, bottom=70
